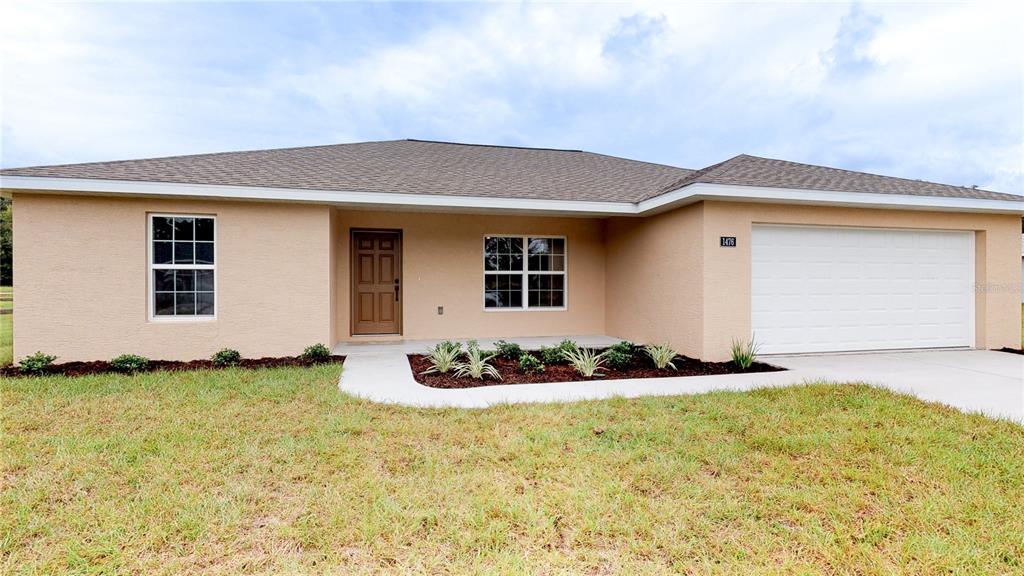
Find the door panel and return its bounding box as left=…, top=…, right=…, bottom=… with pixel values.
left=352, top=231, right=402, bottom=334
left=357, top=255, right=374, bottom=285
left=357, top=292, right=374, bottom=322
left=379, top=294, right=395, bottom=322
left=751, top=225, right=974, bottom=354
left=379, top=254, right=396, bottom=283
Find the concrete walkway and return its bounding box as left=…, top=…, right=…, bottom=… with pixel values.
left=335, top=337, right=1023, bottom=422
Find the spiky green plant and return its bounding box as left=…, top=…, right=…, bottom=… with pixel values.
left=644, top=343, right=678, bottom=370
left=422, top=341, right=462, bottom=375
left=562, top=346, right=607, bottom=378
left=453, top=346, right=501, bottom=380
left=730, top=337, right=761, bottom=371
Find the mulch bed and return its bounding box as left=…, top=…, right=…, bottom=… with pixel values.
left=997, top=348, right=1024, bottom=356
left=409, top=352, right=783, bottom=389
left=1, top=355, right=345, bottom=378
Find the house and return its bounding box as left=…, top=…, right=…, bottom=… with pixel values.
left=1, top=139, right=1021, bottom=363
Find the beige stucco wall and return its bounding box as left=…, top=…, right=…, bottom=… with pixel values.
left=605, top=204, right=704, bottom=358
left=12, top=193, right=334, bottom=362
left=698, top=201, right=1021, bottom=360
left=333, top=210, right=606, bottom=342
left=609, top=201, right=1021, bottom=361
left=9, top=192, right=1019, bottom=364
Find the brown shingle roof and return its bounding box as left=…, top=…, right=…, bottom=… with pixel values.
left=0, top=139, right=694, bottom=203
left=2, top=140, right=1019, bottom=203
left=652, top=154, right=1021, bottom=202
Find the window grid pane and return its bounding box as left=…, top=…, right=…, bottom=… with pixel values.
left=483, top=236, right=565, bottom=309
left=484, top=273, right=522, bottom=308
left=484, top=236, right=524, bottom=272
left=152, top=216, right=215, bottom=317
left=153, top=269, right=215, bottom=316
left=526, top=237, right=565, bottom=308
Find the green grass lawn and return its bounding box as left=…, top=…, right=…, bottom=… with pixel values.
left=1, top=285, right=10, bottom=366
left=3, top=366, right=1023, bottom=574
left=0, top=313, right=10, bottom=367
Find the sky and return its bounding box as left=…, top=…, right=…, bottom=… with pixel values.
left=1, top=1, right=1022, bottom=193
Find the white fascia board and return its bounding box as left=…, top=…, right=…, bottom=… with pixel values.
left=2, top=175, right=1022, bottom=216
left=638, top=182, right=1024, bottom=215
left=0, top=176, right=636, bottom=216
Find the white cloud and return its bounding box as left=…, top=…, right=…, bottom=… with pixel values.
left=1, top=1, right=1021, bottom=193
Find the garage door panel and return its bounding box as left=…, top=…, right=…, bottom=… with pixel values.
left=752, top=225, right=974, bottom=354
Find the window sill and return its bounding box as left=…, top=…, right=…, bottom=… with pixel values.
left=148, top=316, right=217, bottom=323
left=483, top=307, right=567, bottom=313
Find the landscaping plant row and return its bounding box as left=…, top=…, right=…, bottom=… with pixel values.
left=409, top=338, right=782, bottom=389
left=1, top=344, right=343, bottom=378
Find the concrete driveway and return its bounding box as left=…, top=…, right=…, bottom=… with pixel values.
left=772, top=350, right=1024, bottom=423
left=338, top=337, right=1023, bottom=423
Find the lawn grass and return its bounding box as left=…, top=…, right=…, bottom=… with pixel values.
left=0, top=313, right=10, bottom=367
left=1, top=285, right=10, bottom=366
left=3, top=366, right=1023, bottom=574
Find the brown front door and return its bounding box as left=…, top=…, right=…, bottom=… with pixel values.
left=351, top=230, right=402, bottom=335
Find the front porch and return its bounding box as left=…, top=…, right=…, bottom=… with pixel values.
left=333, top=334, right=621, bottom=357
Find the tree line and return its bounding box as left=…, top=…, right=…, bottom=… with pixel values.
left=0, top=198, right=11, bottom=286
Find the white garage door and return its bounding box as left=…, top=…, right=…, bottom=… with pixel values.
left=752, top=225, right=974, bottom=354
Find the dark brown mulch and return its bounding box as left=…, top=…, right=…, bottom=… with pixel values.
left=409, top=352, right=783, bottom=389
left=997, top=347, right=1024, bottom=355
left=0, top=355, right=345, bottom=378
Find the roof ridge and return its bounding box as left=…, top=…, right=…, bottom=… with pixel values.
left=405, top=139, right=695, bottom=173
left=651, top=154, right=746, bottom=196
left=404, top=138, right=585, bottom=153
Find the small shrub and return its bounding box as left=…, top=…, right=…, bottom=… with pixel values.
left=19, top=352, right=57, bottom=375
left=558, top=339, right=579, bottom=355
left=453, top=346, right=501, bottom=380
left=494, top=340, right=524, bottom=360
left=644, top=343, right=678, bottom=370
left=540, top=339, right=579, bottom=365
left=562, top=346, right=607, bottom=378
left=211, top=348, right=242, bottom=367
left=464, top=340, right=496, bottom=358
left=539, top=346, right=562, bottom=365
left=731, top=337, right=761, bottom=371
left=111, top=354, right=150, bottom=373
left=517, top=352, right=545, bottom=374
left=603, top=340, right=635, bottom=370
left=422, top=341, right=462, bottom=374
left=300, top=343, right=332, bottom=364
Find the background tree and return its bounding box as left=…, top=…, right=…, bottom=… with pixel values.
left=0, top=198, right=11, bottom=286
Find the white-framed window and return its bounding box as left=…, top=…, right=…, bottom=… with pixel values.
left=483, top=235, right=566, bottom=310
left=148, top=214, right=216, bottom=319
